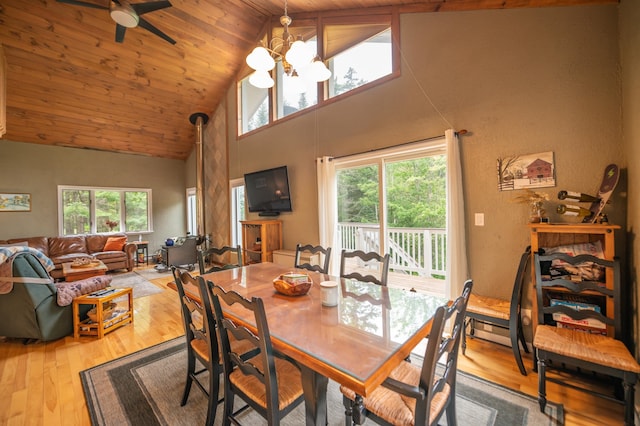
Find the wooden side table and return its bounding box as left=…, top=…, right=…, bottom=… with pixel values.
left=134, top=240, right=149, bottom=266
left=73, top=287, right=133, bottom=338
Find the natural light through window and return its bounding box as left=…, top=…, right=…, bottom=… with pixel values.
left=328, top=28, right=392, bottom=98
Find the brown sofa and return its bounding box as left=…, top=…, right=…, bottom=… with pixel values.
left=0, top=233, right=135, bottom=280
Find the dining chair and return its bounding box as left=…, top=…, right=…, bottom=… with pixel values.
left=340, top=280, right=473, bottom=426
left=294, top=243, right=331, bottom=274
left=533, top=251, right=640, bottom=426
left=340, top=249, right=390, bottom=286
left=208, top=283, right=305, bottom=425
left=462, top=246, right=531, bottom=376
left=197, top=245, right=242, bottom=275
left=171, top=266, right=221, bottom=426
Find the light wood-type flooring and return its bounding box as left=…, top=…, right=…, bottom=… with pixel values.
left=0, top=266, right=626, bottom=425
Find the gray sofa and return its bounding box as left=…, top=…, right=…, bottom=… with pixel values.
left=0, top=233, right=135, bottom=280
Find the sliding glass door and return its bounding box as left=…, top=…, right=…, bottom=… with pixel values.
left=333, top=140, right=447, bottom=296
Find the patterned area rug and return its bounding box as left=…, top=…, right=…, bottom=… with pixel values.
left=81, top=338, right=564, bottom=426
left=109, top=272, right=164, bottom=299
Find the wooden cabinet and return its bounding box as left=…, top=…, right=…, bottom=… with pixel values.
left=529, top=223, right=620, bottom=338
left=241, top=220, right=282, bottom=264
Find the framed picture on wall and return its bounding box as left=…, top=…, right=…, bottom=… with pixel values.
left=0, top=193, right=31, bottom=212
left=497, top=151, right=555, bottom=191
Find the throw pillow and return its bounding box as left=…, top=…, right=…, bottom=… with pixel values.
left=103, top=236, right=127, bottom=252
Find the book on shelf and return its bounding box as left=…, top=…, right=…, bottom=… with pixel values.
left=550, top=298, right=606, bottom=330
left=557, top=321, right=607, bottom=335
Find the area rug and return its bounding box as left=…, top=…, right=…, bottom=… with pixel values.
left=81, top=338, right=564, bottom=426
left=133, top=267, right=175, bottom=282
left=109, top=272, right=164, bottom=299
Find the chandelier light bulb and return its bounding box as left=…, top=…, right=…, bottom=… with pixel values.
left=246, top=46, right=275, bottom=71
left=248, top=70, right=274, bottom=88
left=285, top=40, right=313, bottom=70
left=307, top=57, right=332, bottom=82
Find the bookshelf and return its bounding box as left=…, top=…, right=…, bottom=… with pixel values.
left=529, top=223, right=620, bottom=338
left=241, top=220, right=282, bottom=264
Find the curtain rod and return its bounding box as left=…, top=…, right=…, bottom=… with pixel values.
left=329, top=129, right=467, bottom=161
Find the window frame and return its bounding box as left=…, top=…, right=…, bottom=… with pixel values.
left=237, top=10, right=399, bottom=137
left=58, top=185, right=153, bottom=236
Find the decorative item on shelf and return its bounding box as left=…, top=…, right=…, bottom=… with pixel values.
left=87, top=301, right=117, bottom=323
left=245, top=0, right=331, bottom=90
left=273, top=272, right=312, bottom=296
left=512, top=189, right=549, bottom=223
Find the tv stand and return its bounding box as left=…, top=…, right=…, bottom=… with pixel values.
left=258, top=211, right=280, bottom=217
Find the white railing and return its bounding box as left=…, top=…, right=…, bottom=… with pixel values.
left=337, top=223, right=446, bottom=278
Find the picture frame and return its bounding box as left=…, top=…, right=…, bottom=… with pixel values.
left=0, top=193, right=31, bottom=212
left=497, top=151, right=555, bottom=191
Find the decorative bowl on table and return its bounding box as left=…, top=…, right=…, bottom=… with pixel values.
left=70, top=257, right=100, bottom=268
left=273, top=273, right=313, bottom=296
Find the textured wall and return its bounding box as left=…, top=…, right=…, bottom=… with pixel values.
left=227, top=5, right=622, bottom=303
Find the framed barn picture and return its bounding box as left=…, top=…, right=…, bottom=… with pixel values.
left=497, top=151, right=555, bottom=191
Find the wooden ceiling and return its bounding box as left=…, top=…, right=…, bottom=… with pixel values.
left=0, top=0, right=616, bottom=160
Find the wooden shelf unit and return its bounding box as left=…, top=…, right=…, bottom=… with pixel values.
left=73, top=287, right=133, bottom=339
left=241, top=220, right=283, bottom=265
left=528, top=223, right=620, bottom=338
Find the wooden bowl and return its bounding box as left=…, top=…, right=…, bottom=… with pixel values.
left=273, top=275, right=312, bottom=296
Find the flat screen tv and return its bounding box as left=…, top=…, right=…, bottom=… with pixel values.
left=244, top=165, right=292, bottom=216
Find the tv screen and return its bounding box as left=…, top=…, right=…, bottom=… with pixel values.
left=244, top=166, right=292, bottom=216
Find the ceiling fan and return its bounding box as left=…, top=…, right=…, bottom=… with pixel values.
left=57, top=0, right=176, bottom=45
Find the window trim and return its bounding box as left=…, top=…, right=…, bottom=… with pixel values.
left=237, top=10, right=399, bottom=137
left=57, top=185, right=153, bottom=236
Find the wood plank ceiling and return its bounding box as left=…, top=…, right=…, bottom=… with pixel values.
left=0, top=0, right=616, bottom=160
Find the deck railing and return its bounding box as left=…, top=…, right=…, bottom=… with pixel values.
left=337, top=222, right=447, bottom=278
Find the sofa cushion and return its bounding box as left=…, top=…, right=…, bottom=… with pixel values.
left=6, top=237, right=49, bottom=255
left=86, top=233, right=127, bottom=254
left=49, top=236, right=88, bottom=259
left=103, top=236, right=127, bottom=251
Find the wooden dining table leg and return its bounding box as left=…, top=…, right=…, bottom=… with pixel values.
left=300, top=365, right=328, bottom=426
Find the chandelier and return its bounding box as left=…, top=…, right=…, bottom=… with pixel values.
left=245, top=0, right=331, bottom=89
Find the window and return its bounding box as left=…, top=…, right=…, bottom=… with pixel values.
left=238, top=12, right=398, bottom=136
left=59, top=186, right=152, bottom=235
left=230, top=178, right=245, bottom=246
left=327, top=27, right=393, bottom=98
left=186, top=187, right=196, bottom=236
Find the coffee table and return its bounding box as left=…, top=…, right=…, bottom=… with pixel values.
left=62, top=260, right=108, bottom=282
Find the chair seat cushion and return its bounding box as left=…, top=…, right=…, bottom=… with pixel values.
left=229, top=355, right=303, bottom=410
left=340, top=360, right=450, bottom=426
left=467, top=294, right=510, bottom=320
left=534, top=325, right=640, bottom=372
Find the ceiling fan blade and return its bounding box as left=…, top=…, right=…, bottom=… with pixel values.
left=137, top=17, right=176, bottom=45
left=132, top=1, right=172, bottom=16
left=115, top=24, right=127, bottom=43
left=56, top=0, right=109, bottom=10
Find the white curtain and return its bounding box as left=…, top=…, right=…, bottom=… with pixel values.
left=445, top=129, right=469, bottom=300
left=316, top=156, right=339, bottom=274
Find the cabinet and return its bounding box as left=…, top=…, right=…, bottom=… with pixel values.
left=241, top=220, right=282, bottom=264
left=529, top=223, right=620, bottom=338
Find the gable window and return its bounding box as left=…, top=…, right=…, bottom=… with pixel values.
left=59, top=186, right=152, bottom=235
left=238, top=11, right=398, bottom=136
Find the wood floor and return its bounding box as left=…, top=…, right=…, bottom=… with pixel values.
left=0, top=267, right=626, bottom=425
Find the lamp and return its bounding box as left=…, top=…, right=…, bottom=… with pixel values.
left=246, top=0, right=331, bottom=89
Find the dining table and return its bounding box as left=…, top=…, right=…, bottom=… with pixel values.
left=169, top=262, right=448, bottom=425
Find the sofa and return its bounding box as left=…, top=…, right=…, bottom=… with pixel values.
left=0, top=233, right=135, bottom=280
left=0, top=249, right=111, bottom=341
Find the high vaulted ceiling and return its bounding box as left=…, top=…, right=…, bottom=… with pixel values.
left=0, top=0, right=616, bottom=160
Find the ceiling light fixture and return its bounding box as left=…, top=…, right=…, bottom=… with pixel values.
left=245, top=0, right=331, bottom=89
